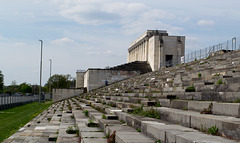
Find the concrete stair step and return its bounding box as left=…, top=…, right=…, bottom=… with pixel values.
left=145, top=106, right=240, bottom=141
left=82, top=98, right=239, bottom=143
left=76, top=100, right=156, bottom=143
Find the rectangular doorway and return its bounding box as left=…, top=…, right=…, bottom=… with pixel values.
left=166, top=55, right=173, bottom=67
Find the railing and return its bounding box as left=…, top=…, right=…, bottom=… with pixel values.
left=184, top=37, right=239, bottom=63
left=0, top=95, right=39, bottom=110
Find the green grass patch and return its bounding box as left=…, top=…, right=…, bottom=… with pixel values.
left=133, top=106, right=160, bottom=119
left=185, top=86, right=195, bottom=92
left=0, top=102, right=52, bottom=142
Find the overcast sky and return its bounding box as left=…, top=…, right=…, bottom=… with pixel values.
left=1, top=0, right=240, bottom=85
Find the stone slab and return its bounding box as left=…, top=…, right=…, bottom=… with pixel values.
left=115, top=132, right=155, bottom=143
left=82, top=138, right=107, bottom=143
left=158, top=99, right=170, bottom=108
left=106, top=115, right=118, bottom=120
left=212, top=102, right=240, bottom=117
left=170, top=100, right=188, bottom=110
left=81, top=132, right=105, bottom=138
left=188, top=101, right=214, bottom=112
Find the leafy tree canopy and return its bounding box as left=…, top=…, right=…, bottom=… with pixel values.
left=47, top=74, right=73, bottom=90
left=0, top=70, right=3, bottom=93
left=19, top=83, right=32, bottom=94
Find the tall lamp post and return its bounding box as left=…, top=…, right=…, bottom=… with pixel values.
left=39, top=40, right=43, bottom=104
left=49, top=59, right=52, bottom=97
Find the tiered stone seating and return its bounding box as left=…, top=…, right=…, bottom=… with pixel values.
left=5, top=50, right=240, bottom=142
left=74, top=50, right=240, bottom=142
left=77, top=97, right=239, bottom=143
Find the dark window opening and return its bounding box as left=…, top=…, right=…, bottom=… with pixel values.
left=166, top=55, right=173, bottom=67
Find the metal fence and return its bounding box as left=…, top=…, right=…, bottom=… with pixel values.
left=184, top=37, right=239, bottom=63
left=0, top=95, right=39, bottom=110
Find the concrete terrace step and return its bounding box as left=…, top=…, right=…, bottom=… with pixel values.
left=78, top=97, right=240, bottom=143
left=77, top=98, right=240, bottom=143
left=73, top=99, right=156, bottom=143
left=91, top=94, right=240, bottom=118
left=146, top=106, right=240, bottom=141
left=159, top=99, right=240, bottom=118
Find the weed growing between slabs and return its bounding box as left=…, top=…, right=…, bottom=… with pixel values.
left=132, top=106, right=160, bottom=119
left=0, top=102, right=52, bottom=142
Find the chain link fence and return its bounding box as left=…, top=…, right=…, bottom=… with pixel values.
left=184, top=37, right=239, bottom=63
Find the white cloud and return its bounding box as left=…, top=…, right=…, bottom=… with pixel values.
left=197, top=20, right=214, bottom=26
left=52, top=0, right=185, bottom=35
left=51, top=38, right=75, bottom=46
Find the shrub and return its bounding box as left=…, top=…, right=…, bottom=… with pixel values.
left=155, top=102, right=161, bottom=107
left=83, top=110, right=88, bottom=116
left=216, top=79, right=224, bottom=84
left=214, top=73, right=220, bottom=76
left=234, top=99, right=240, bottom=103
left=133, top=106, right=160, bottom=119
left=47, top=117, right=51, bottom=122
left=102, top=114, right=107, bottom=119
left=198, top=73, right=201, bottom=77
left=88, top=119, right=99, bottom=127
left=185, top=86, right=195, bottom=92
left=66, top=126, right=78, bottom=134
left=208, top=125, right=218, bottom=135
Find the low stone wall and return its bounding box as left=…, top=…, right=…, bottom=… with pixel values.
left=84, top=69, right=141, bottom=91
left=52, top=88, right=84, bottom=102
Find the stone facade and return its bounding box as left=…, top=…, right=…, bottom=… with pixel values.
left=76, top=70, right=85, bottom=88
left=52, top=88, right=84, bottom=102
left=127, top=30, right=185, bottom=71
left=84, top=69, right=141, bottom=91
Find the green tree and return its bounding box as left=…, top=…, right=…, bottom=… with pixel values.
left=9, top=80, right=19, bottom=94
left=0, top=70, right=3, bottom=93
left=46, top=74, right=73, bottom=91
left=19, top=83, right=32, bottom=94
left=31, top=84, right=39, bottom=95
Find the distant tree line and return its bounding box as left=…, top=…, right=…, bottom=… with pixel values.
left=46, top=74, right=76, bottom=92
left=0, top=72, right=75, bottom=96
left=0, top=70, right=3, bottom=93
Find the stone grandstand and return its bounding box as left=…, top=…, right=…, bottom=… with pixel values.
left=4, top=50, right=240, bottom=143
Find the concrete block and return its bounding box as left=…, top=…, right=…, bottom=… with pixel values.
left=175, top=131, right=238, bottom=143
left=222, top=120, right=240, bottom=140
left=115, top=132, right=155, bottom=143
left=212, top=102, right=240, bottom=117
left=188, top=101, right=214, bottom=112
left=106, top=115, right=118, bottom=120
left=154, top=107, right=191, bottom=127
left=141, top=121, right=166, bottom=136
left=82, top=138, right=107, bottom=143
left=148, top=124, right=196, bottom=143
left=81, top=132, right=105, bottom=138
left=141, top=101, right=156, bottom=106
left=170, top=100, right=188, bottom=110
left=122, top=108, right=134, bottom=113
left=48, top=134, right=58, bottom=141
left=116, top=112, right=128, bottom=122
left=190, top=113, right=224, bottom=133
left=158, top=99, right=170, bottom=108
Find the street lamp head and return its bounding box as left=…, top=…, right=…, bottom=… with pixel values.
left=39, top=40, right=43, bottom=42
